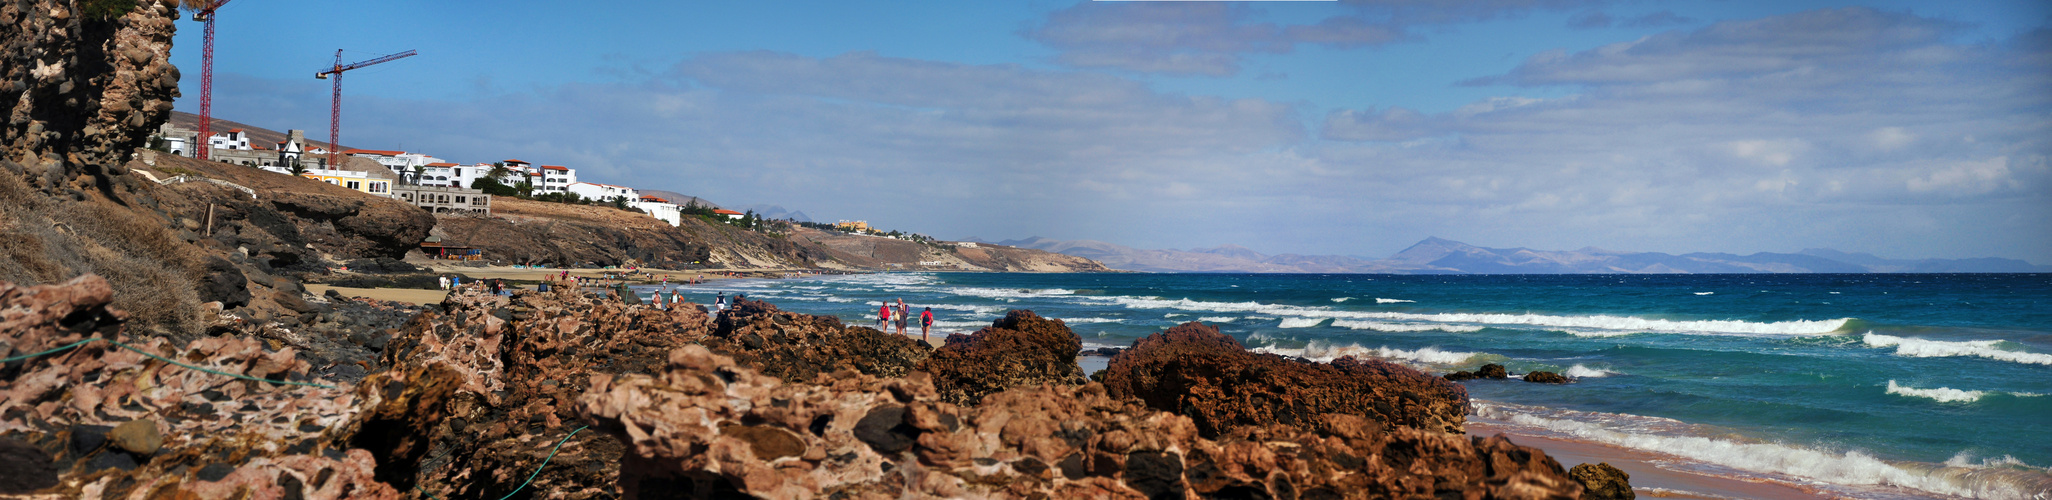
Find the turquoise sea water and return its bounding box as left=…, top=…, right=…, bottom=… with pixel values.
left=642, top=272, right=2052, bottom=499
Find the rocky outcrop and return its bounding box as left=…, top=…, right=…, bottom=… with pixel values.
left=1446, top=363, right=1510, bottom=381
left=581, top=344, right=1583, bottom=499
left=705, top=299, right=931, bottom=383
left=1524, top=371, right=1569, bottom=384
left=915, top=309, right=1086, bottom=405
left=1570, top=462, right=1634, bottom=500
left=1101, top=322, right=1471, bottom=438
left=0, top=275, right=397, bottom=499
left=2, top=0, right=181, bottom=172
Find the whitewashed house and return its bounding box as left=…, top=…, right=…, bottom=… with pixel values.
left=565, top=181, right=635, bottom=203
left=631, top=195, right=682, bottom=226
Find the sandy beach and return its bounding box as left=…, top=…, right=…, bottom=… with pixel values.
left=304, top=284, right=450, bottom=305
left=1467, top=422, right=1823, bottom=499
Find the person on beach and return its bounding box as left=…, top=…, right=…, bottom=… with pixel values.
left=878, top=303, right=890, bottom=330
left=715, top=292, right=727, bottom=311
left=920, top=307, right=933, bottom=341
left=894, top=299, right=909, bottom=335
left=438, top=276, right=448, bottom=290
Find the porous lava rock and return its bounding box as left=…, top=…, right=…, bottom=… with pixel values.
left=1101, top=321, right=1470, bottom=437
left=0, top=275, right=397, bottom=499
left=581, top=344, right=1584, bottom=499
left=339, top=282, right=715, bottom=499
left=705, top=298, right=931, bottom=383
left=915, top=309, right=1086, bottom=405
left=1446, top=363, right=1512, bottom=382
left=1570, top=462, right=1634, bottom=500
left=2, top=0, right=181, bottom=170
left=1524, top=371, right=1569, bottom=384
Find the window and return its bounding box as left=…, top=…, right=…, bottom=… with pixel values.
left=455, top=196, right=467, bottom=204
left=346, top=181, right=362, bottom=190
left=370, top=182, right=388, bottom=194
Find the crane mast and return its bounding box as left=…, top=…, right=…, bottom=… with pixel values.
left=192, top=0, right=232, bottom=160
left=314, top=49, right=417, bottom=169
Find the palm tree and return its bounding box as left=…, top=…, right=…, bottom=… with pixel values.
left=410, top=165, right=427, bottom=185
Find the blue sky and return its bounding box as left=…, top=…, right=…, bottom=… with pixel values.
left=175, top=0, right=2052, bottom=261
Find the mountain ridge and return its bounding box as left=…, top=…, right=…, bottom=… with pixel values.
left=994, top=236, right=2049, bottom=274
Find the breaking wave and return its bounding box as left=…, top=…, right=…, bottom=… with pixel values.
left=1473, top=401, right=2052, bottom=500
left=1085, top=295, right=1849, bottom=336
left=1886, top=381, right=2040, bottom=403
left=1251, top=341, right=1490, bottom=366
left=1863, top=333, right=2052, bottom=366
left=1563, top=364, right=1618, bottom=378
left=1329, top=320, right=1484, bottom=333
left=1376, top=298, right=1415, bottom=304
left=1277, top=317, right=1328, bottom=328
left=1198, top=316, right=1235, bottom=323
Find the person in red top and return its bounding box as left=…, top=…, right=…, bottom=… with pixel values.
left=920, top=307, right=934, bottom=341
left=878, top=303, right=891, bottom=330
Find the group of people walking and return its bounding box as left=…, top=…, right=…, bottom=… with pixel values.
left=438, top=275, right=512, bottom=296
left=878, top=299, right=934, bottom=341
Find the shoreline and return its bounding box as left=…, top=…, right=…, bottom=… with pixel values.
left=1466, top=422, right=1825, bottom=499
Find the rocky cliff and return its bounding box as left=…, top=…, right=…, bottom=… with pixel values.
left=796, top=227, right=1111, bottom=272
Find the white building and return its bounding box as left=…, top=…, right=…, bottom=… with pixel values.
left=631, top=195, right=682, bottom=226
left=345, top=149, right=444, bottom=181
left=534, top=165, right=577, bottom=194
left=565, top=181, right=635, bottom=203
left=207, top=129, right=252, bottom=151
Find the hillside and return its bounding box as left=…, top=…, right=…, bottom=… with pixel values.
left=1003, top=236, right=2050, bottom=274
left=798, top=229, right=1110, bottom=272
left=166, top=111, right=342, bottom=151
left=431, top=198, right=833, bottom=269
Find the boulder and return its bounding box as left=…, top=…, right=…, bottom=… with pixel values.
left=108, top=419, right=162, bottom=456
left=1478, top=363, right=1509, bottom=379
left=705, top=298, right=931, bottom=382
left=1525, top=371, right=1570, bottom=384
left=580, top=345, right=1584, bottom=499
left=1100, top=322, right=1469, bottom=437
left=915, top=310, right=1085, bottom=405
left=1570, top=462, right=1634, bottom=500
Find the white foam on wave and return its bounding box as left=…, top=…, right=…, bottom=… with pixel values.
left=1886, top=380, right=1986, bottom=403
left=949, top=287, right=1077, bottom=300
left=1564, top=364, right=1618, bottom=378
left=1084, top=295, right=1849, bottom=336
left=1198, top=316, right=1235, bottom=323
left=1863, top=333, right=2052, bottom=366
left=1473, top=401, right=2052, bottom=500
left=1694, top=292, right=1715, bottom=296
left=1060, top=317, right=1121, bottom=324
left=824, top=296, right=856, bottom=303
left=1251, top=341, right=1487, bottom=366
left=919, top=303, right=1011, bottom=316
left=1329, top=320, right=1484, bottom=333
left=1277, top=317, right=1328, bottom=328
left=1331, top=297, right=1353, bottom=303
left=1376, top=298, right=1415, bottom=304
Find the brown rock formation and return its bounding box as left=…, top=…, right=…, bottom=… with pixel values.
left=1570, top=462, right=1634, bottom=500
left=0, top=275, right=398, bottom=499
left=915, top=309, right=1085, bottom=405
left=704, top=298, right=931, bottom=383
left=581, top=344, right=1582, bottom=499
left=2, top=0, right=180, bottom=171
left=1524, top=371, right=1569, bottom=384
left=1101, top=321, right=1470, bottom=437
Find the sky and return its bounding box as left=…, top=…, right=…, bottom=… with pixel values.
left=173, top=0, right=2052, bottom=262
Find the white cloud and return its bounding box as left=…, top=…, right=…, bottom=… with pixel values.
left=1870, top=127, right=1914, bottom=151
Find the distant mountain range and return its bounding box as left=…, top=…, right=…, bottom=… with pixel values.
left=973, top=236, right=2050, bottom=274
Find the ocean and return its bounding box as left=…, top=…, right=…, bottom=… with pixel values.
left=639, top=272, right=2052, bottom=499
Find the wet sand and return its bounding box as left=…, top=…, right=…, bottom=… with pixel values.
left=305, top=284, right=449, bottom=305
left=1468, top=422, right=1824, bottom=499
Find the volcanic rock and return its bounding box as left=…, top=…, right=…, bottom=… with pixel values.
left=0, top=437, right=60, bottom=493
left=1570, top=462, right=1634, bottom=500
left=705, top=298, right=930, bottom=383
left=1524, top=371, right=1569, bottom=384
left=580, top=344, right=1583, bottom=499
left=1100, top=321, right=1470, bottom=437
left=1479, top=363, right=1509, bottom=379
left=915, top=309, right=1086, bottom=405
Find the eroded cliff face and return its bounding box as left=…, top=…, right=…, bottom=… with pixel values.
left=3, top=0, right=181, bottom=176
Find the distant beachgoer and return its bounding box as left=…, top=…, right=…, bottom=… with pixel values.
left=920, top=307, right=933, bottom=340
left=878, top=303, right=890, bottom=330
left=894, top=299, right=908, bottom=335
left=438, top=276, right=449, bottom=290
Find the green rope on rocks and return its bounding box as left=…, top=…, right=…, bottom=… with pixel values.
left=0, top=337, right=338, bottom=390
left=414, top=425, right=592, bottom=500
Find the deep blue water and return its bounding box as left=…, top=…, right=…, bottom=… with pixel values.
left=644, top=273, right=2052, bottom=499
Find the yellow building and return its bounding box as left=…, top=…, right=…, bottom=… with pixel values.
left=835, top=220, right=870, bottom=231
left=299, top=169, right=392, bottom=195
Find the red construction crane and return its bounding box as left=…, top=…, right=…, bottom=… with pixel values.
left=191, top=0, right=233, bottom=160
left=314, top=49, right=417, bottom=169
